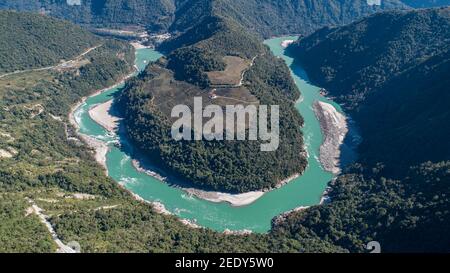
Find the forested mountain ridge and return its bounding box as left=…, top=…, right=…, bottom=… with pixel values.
left=0, top=10, right=100, bottom=73
left=0, top=11, right=134, bottom=251
left=277, top=7, right=450, bottom=252
left=274, top=160, right=450, bottom=252
left=0, top=0, right=408, bottom=37
left=211, top=0, right=408, bottom=37
left=288, top=7, right=450, bottom=169
left=0, top=0, right=176, bottom=31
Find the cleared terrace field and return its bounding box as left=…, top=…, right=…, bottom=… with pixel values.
left=145, top=64, right=259, bottom=118
left=139, top=64, right=260, bottom=132
left=206, top=56, right=250, bottom=86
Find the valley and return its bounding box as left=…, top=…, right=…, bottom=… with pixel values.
left=0, top=1, right=449, bottom=254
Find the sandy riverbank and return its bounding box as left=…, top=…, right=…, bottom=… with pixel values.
left=88, top=100, right=121, bottom=132
left=68, top=68, right=137, bottom=171
left=185, top=188, right=265, bottom=207
left=132, top=156, right=292, bottom=207
left=281, top=39, right=295, bottom=48
left=128, top=190, right=201, bottom=229
left=313, top=101, right=348, bottom=174
left=68, top=99, right=109, bottom=170
left=131, top=150, right=303, bottom=207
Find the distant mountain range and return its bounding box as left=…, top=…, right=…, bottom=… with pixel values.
left=4, top=0, right=449, bottom=38
left=176, top=0, right=409, bottom=37
left=0, top=0, right=410, bottom=36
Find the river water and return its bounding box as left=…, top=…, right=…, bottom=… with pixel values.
left=73, top=37, right=355, bottom=233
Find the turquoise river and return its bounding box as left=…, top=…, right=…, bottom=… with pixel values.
left=74, top=36, right=354, bottom=233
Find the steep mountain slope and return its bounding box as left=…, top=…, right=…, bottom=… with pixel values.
left=275, top=160, right=450, bottom=252
left=213, top=0, right=408, bottom=37
left=170, top=0, right=409, bottom=37
left=0, top=0, right=408, bottom=37
left=0, top=10, right=100, bottom=73
left=279, top=8, right=450, bottom=252
left=289, top=7, right=450, bottom=169
left=0, top=10, right=134, bottom=252
left=0, top=0, right=176, bottom=31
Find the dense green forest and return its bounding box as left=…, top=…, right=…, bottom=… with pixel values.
left=210, top=0, right=408, bottom=37
left=0, top=10, right=101, bottom=73
left=283, top=7, right=450, bottom=251
left=118, top=14, right=307, bottom=193
left=0, top=0, right=176, bottom=31
left=0, top=0, right=408, bottom=37
left=274, top=161, right=450, bottom=252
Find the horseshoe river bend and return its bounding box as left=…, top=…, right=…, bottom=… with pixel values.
left=71, top=36, right=358, bottom=233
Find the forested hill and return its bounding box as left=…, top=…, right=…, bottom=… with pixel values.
left=0, top=10, right=100, bottom=73
left=0, top=0, right=176, bottom=31
left=0, top=0, right=408, bottom=37
left=288, top=7, right=450, bottom=169
left=118, top=14, right=307, bottom=193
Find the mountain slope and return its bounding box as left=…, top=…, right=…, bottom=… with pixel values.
left=213, top=0, right=408, bottom=37
left=0, top=0, right=176, bottom=31
left=279, top=7, right=450, bottom=252
left=0, top=0, right=408, bottom=37
left=0, top=10, right=138, bottom=252
left=289, top=7, right=450, bottom=169
left=0, top=10, right=100, bottom=73
left=170, top=0, right=408, bottom=37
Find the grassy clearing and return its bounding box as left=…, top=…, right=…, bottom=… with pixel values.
left=140, top=64, right=259, bottom=131
left=207, top=56, right=250, bottom=86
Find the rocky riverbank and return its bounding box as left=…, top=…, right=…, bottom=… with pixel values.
left=313, top=101, right=349, bottom=174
